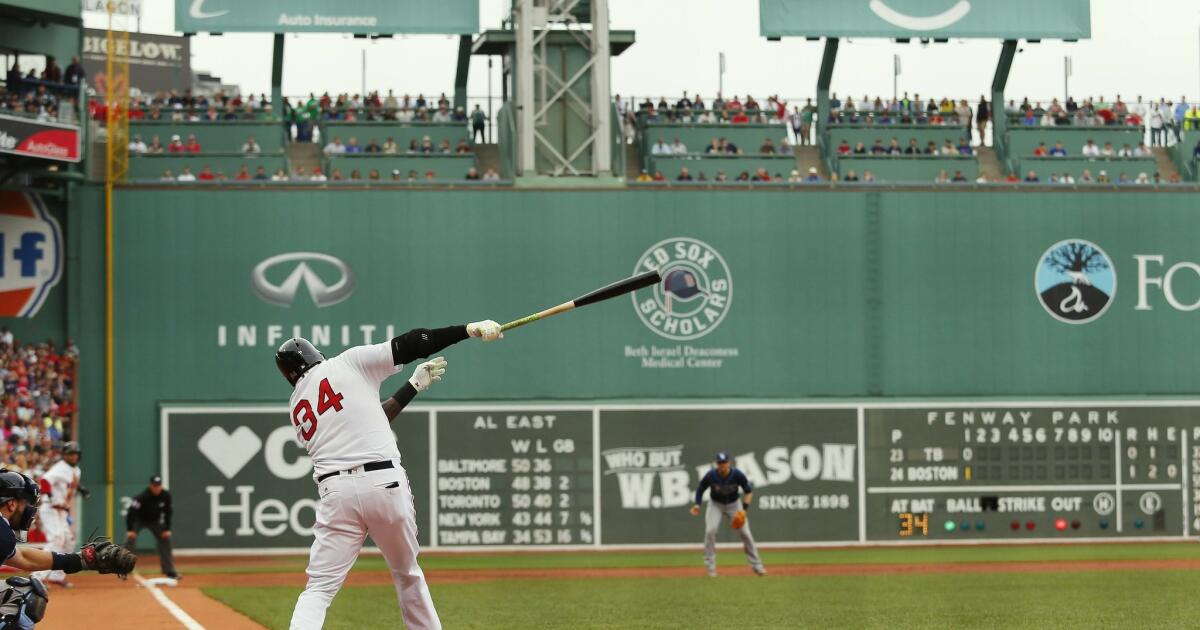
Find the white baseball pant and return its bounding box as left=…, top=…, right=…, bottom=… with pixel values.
left=32, top=507, right=73, bottom=584
left=290, top=461, right=440, bottom=630
left=704, top=500, right=763, bottom=574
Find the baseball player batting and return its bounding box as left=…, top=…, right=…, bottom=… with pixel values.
left=689, top=452, right=766, bottom=577
left=32, top=442, right=82, bottom=588
left=277, top=319, right=503, bottom=630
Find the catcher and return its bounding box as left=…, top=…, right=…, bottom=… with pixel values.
left=0, top=469, right=135, bottom=628
left=689, top=452, right=766, bottom=577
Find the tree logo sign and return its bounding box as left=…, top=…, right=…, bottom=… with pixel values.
left=1035, top=239, right=1116, bottom=324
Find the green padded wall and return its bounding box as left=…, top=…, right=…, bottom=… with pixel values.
left=128, top=155, right=287, bottom=180
left=834, top=156, right=978, bottom=181
left=129, top=121, right=286, bottom=153
left=1006, top=127, right=1145, bottom=157
left=326, top=155, right=479, bottom=179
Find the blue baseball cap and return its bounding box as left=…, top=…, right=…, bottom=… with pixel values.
left=714, top=452, right=731, bottom=463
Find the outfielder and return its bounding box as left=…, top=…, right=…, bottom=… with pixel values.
left=31, top=443, right=81, bottom=588
left=277, top=319, right=503, bottom=630
left=689, top=452, right=766, bottom=577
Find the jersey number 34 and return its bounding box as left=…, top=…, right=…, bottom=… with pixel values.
left=292, top=378, right=344, bottom=442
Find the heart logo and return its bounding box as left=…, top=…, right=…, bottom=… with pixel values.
left=198, top=426, right=263, bottom=479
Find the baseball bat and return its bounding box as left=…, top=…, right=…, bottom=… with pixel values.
left=500, top=270, right=663, bottom=332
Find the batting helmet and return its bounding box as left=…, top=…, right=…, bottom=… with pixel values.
left=62, top=441, right=80, bottom=458
left=0, top=470, right=39, bottom=531
left=276, top=338, right=325, bottom=386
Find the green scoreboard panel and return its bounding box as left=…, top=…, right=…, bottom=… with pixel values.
left=864, top=404, right=1199, bottom=542
left=432, top=410, right=596, bottom=547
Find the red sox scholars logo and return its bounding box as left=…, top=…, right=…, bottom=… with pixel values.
left=0, top=192, right=63, bottom=317
left=631, top=237, right=732, bottom=341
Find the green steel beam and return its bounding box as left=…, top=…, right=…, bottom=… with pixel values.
left=454, top=35, right=472, bottom=112
left=816, top=38, right=839, bottom=153
left=991, top=39, right=1017, bottom=168
left=271, top=34, right=285, bottom=116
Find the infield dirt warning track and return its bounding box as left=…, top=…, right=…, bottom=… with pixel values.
left=35, top=554, right=1200, bottom=629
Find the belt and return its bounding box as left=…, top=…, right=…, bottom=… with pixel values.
left=316, top=460, right=393, bottom=483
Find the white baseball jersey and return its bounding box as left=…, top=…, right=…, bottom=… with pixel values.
left=288, top=341, right=403, bottom=480
left=41, top=460, right=80, bottom=510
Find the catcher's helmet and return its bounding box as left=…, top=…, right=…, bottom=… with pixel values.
left=276, top=338, right=325, bottom=386
left=0, top=469, right=40, bottom=531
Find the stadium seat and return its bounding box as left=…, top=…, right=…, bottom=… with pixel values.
left=325, top=154, right=479, bottom=179
left=834, top=155, right=978, bottom=181
left=646, top=155, right=797, bottom=179
left=128, top=154, right=287, bottom=180
left=318, top=122, right=470, bottom=151
left=1015, top=156, right=1157, bottom=180
left=827, top=124, right=970, bottom=154
left=1005, top=127, right=1144, bottom=158
left=129, top=121, right=287, bottom=153
left=641, top=123, right=790, bottom=159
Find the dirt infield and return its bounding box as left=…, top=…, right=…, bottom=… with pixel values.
left=33, top=556, right=1200, bottom=628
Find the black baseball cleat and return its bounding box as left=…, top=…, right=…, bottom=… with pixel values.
left=166, top=572, right=183, bottom=581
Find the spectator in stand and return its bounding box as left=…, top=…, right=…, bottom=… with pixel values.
left=242, top=136, right=261, bottom=154
left=677, top=168, right=695, bottom=181
left=1149, top=102, right=1166, bottom=146
left=254, top=166, right=269, bottom=180
left=759, top=138, right=775, bottom=154
left=324, top=136, right=346, bottom=156
left=452, top=106, right=467, bottom=123
left=1060, top=172, right=1076, bottom=184
left=903, top=139, right=920, bottom=155
left=345, top=137, right=363, bottom=154
left=651, top=139, right=671, bottom=155
left=713, top=170, right=727, bottom=182
left=389, top=170, right=403, bottom=182
left=939, top=140, right=956, bottom=156
left=184, top=134, right=201, bottom=153
left=471, top=105, right=488, bottom=143
left=127, top=135, right=147, bottom=154
left=482, top=167, right=500, bottom=181
left=1033, top=142, right=1049, bottom=157
left=957, top=138, right=973, bottom=156
left=836, top=140, right=851, bottom=155
left=1048, top=141, right=1067, bottom=157
left=63, top=56, right=85, bottom=85
left=329, top=169, right=344, bottom=181
left=869, top=140, right=886, bottom=155
left=1117, top=143, right=1134, bottom=157
left=438, top=139, right=452, bottom=154
left=653, top=171, right=667, bottom=182
left=177, top=167, right=197, bottom=182
left=670, top=138, right=688, bottom=155
left=730, top=108, right=749, bottom=124
left=843, top=170, right=860, bottom=182
left=364, top=139, right=381, bottom=153
left=853, top=142, right=867, bottom=155
left=160, top=170, right=174, bottom=181
left=145, top=136, right=164, bottom=154
left=1023, top=170, right=1039, bottom=182
left=789, top=106, right=804, bottom=145
left=455, top=140, right=472, bottom=155
left=41, top=56, right=61, bottom=83
left=167, top=135, right=185, bottom=152
left=976, top=96, right=990, bottom=146
left=235, top=165, right=251, bottom=180
left=1100, top=142, right=1115, bottom=157
left=1117, top=172, right=1131, bottom=184
left=293, top=166, right=308, bottom=180
left=311, top=167, right=327, bottom=182
left=1081, top=139, right=1100, bottom=156
left=935, top=170, right=950, bottom=184
left=787, top=170, right=802, bottom=183
left=883, top=138, right=900, bottom=155
left=462, top=167, right=481, bottom=181
left=382, top=137, right=398, bottom=154
left=196, top=166, right=215, bottom=181
left=1133, top=142, right=1152, bottom=157
left=923, top=141, right=937, bottom=155
left=635, top=169, right=652, bottom=182
left=1174, top=97, right=1189, bottom=142
left=777, top=137, right=792, bottom=155
left=804, top=167, right=822, bottom=183
left=1193, top=140, right=1200, bottom=159
left=1079, top=169, right=1094, bottom=183
left=952, top=170, right=968, bottom=182
left=368, top=169, right=381, bottom=181
left=751, top=168, right=770, bottom=182
left=271, top=168, right=289, bottom=181
left=420, top=137, right=435, bottom=154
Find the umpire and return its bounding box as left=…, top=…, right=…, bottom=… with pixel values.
left=124, top=475, right=179, bottom=579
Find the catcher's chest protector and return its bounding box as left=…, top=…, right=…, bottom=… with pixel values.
left=0, top=576, right=48, bottom=628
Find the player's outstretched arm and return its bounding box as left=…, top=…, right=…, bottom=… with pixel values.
left=383, top=357, right=448, bottom=421
left=8, top=538, right=135, bottom=578
left=390, top=320, right=501, bottom=367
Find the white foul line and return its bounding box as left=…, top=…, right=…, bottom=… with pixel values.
left=133, top=573, right=205, bottom=630
left=856, top=407, right=866, bottom=543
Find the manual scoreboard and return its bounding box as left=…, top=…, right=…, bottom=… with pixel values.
left=863, top=404, right=1198, bottom=541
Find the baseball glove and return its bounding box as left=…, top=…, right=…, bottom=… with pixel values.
left=730, top=510, right=747, bottom=530
left=81, top=537, right=137, bottom=578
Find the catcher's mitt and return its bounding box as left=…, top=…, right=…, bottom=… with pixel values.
left=730, top=510, right=747, bottom=530
left=81, top=537, right=137, bottom=579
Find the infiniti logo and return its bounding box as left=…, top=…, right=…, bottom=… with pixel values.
left=251, top=252, right=355, bottom=308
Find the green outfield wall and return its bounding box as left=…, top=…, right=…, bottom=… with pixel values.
left=39, top=185, right=1200, bottom=541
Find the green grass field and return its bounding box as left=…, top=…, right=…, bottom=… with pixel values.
left=202, top=544, right=1200, bottom=629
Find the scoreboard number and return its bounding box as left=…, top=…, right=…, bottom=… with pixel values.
left=898, top=512, right=929, bottom=537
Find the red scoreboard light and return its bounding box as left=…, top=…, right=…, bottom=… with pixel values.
left=1055, top=518, right=1068, bottom=532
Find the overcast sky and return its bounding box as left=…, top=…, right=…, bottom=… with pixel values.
left=84, top=1, right=1200, bottom=106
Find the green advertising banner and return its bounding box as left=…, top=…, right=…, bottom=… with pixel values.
left=175, top=0, right=479, bottom=34
left=1, top=0, right=80, bottom=21
left=159, top=407, right=430, bottom=549
left=760, top=0, right=1091, bottom=39
left=598, top=408, right=859, bottom=545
